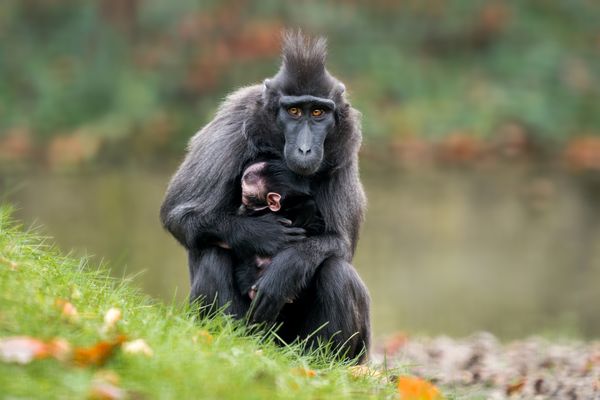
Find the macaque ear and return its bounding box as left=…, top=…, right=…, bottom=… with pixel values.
left=266, top=192, right=281, bottom=212
left=329, top=82, right=345, bottom=100
left=262, top=78, right=281, bottom=101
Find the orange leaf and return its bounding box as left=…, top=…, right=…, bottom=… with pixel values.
left=55, top=299, right=78, bottom=320
left=291, top=367, right=317, bottom=378
left=397, top=376, right=443, bottom=400
left=192, top=330, right=213, bottom=345
left=506, top=378, right=526, bottom=396
left=73, top=335, right=126, bottom=367
left=46, top=338, right=72, bottom=361
left=384, top=332, right=409, bottom=354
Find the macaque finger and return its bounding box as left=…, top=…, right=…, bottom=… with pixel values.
left=249, top=286, right=257, bottom=300
left=284, top=227, right=306, bottom=236
left=286, top=235, right=306, bottom=242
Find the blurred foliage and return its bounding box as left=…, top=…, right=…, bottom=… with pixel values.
left=0, top=0, right=599, bottom=165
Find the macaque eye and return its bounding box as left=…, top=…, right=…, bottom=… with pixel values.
left=287, top=107, right=302, bottom=117
left=311, top=109, right=325, bottom=117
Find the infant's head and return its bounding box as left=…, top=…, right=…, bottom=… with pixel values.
left=240, top=162, right=281, bottom=213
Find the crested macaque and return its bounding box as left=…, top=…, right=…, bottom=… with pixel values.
left=161, top=32, right=370, bottom=362
left=233, top=159, right=324, bottom=301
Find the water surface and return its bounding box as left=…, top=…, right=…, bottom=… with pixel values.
left=3, top=164, right=599, bottom=339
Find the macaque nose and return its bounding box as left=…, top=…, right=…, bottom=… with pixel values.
left=296, top=125, right=312, bottom=156
left=298, top=146, right=312, bottom=156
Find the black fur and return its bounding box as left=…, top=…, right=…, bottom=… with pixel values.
left=234, top=158, right=325, bottom=299
left=160, top=31, right=370, bottom=362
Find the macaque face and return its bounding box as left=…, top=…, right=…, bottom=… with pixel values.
left=240, top=162, right=282, bottom=213
left=278, top=95, right=336, bottom=176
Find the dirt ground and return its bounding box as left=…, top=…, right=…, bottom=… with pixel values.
left=373, top=332, right=600, bottom=399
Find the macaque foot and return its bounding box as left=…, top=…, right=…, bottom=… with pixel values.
left=248, top=285, right=293, bottom=303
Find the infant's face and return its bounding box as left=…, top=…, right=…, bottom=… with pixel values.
left=241, top=185, right=266, bottom=208
left=240, top=162, right=281, bottom=212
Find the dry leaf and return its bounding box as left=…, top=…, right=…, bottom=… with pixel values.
left=89, top=370, right=124, bottom=400
left=73, top=335, right=126, bottom=367
left=0, top=336, right=50, bottom=364
left=89, top=380, right=126, bottom=400
left=291, top=367, right=317, bottom=378
left=55, top=299, right=78, bottom=321
left=47, top=338, right=72, bottom=361
left=122, top=339, right=153, bottom=357
left=384, top=332, right=409, bottom=354
left=397, top=376, right=443, bottom=400
left=0, top=256, right=18, bottom=270
left=192, top=330, right=213, bottom=345
left=0, top=336, right=71, bottom=364
left=506, top=378, right=526, bottom=396
left=102, top=308, right=122, bottom=333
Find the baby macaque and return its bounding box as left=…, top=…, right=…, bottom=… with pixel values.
left=235, top=159, right=324, bottom=300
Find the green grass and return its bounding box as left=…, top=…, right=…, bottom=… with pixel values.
left=0, top=205, right=397, bottom=399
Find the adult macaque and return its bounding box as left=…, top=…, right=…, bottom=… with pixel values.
left=161, top=32, right=370, bottom=361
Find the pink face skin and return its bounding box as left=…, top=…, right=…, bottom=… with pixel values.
left=241, top=162, right=282, bottom=212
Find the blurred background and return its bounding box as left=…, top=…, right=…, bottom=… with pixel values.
left=1, top=0, right=599, bottom=340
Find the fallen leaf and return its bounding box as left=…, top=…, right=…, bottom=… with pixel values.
left=122, top=339, right=153, bottom=357
left=94, top=370, right=121, bottom=385
left=73, top=335, right=126, bottom=367
left=55, top=299, right=78, bottom=321
left=89, top=375, right=126, bottom=400
left=0, top=256, right=18, bottom=270
left=384, top=332, right=409, bottom=354
left=102, top=308, right=122, bottom=333
left=506, top=378, right=526, bottom=396
left=291, top=367, right=317, bottom=378
left=0, top=336, right=50, bottom=364
left=0, top=336, right=71, bottom=364
left=47, top=338, right=72, bottom=361
left=192, top=330, right=213, bottom=345
left=397, top=376, right=443, bottom=400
